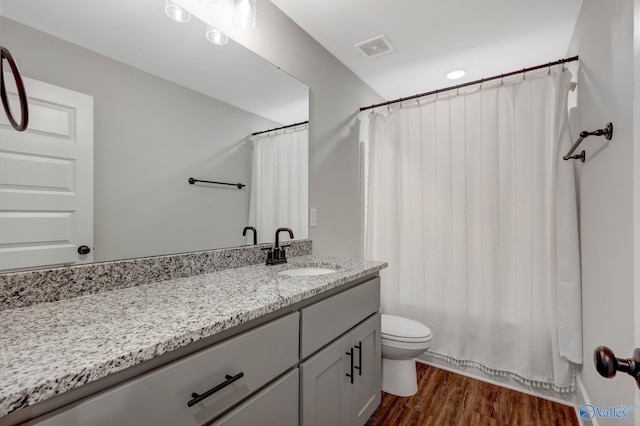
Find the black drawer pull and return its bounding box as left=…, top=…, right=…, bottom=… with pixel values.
left=346, top=348, right=354, bottom=384
left=187, top=372, right=244, bottom=407
left=354, top=342, right=362, bottom=376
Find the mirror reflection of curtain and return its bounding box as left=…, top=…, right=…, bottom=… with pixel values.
left=248, top=125, right=309, bottom=244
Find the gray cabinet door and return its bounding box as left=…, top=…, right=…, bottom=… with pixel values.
left=300, top=334, right=352, bottom=426
left=350, top=313, right=381, bottom=426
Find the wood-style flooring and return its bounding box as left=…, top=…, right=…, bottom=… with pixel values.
left=366, top=363, right=579, bottom=426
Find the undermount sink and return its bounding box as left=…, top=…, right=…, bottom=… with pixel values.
left=278, top=267, right=338, bottom=277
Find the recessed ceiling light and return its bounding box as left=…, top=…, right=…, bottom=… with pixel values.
left=206, top=25, right=229, bottom=45
left=446, top=69, right=467, bottom=80
left=165, top=0, right=191, bottom=22
left=234, top=0, right=256, bottom=30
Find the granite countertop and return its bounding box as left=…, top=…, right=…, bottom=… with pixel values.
left=0, top=255, right=387, bottom=418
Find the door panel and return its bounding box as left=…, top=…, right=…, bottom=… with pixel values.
left=300, top=334, right=351, bottom=426
left=0, top=151, right=75, bottom=189
left=0, top=76, right=93, bottom=271
left=351, top=314, right=381, bottom=426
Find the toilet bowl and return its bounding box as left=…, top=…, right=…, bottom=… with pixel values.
left=381, top=314, right=432, bottom=397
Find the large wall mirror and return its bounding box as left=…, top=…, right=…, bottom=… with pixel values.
left=0, top=0, right=309, bottom=272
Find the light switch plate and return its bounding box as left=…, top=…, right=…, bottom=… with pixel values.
left=310, top=209, right=317, bottom=227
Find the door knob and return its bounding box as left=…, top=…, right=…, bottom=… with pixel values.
left=594, top=346, right=640, bottom=388
left=77, top=245, right=91, bottom=255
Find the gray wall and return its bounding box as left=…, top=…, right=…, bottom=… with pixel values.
left=1, top=17, right=279, bottom=262
left=567, top=0, right=638, bottom=420
left=176, top=0, right=384, bottom=258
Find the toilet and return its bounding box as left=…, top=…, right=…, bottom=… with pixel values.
left=381, top=314, right=433, bottom=397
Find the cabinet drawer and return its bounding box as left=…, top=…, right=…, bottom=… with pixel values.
left=211, top=369, right=299, bottom=426
left=29, top=313, right=299, bottom=426
left=301, top=277, right=379, bottom=359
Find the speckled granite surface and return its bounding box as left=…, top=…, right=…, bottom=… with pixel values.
left=0, top=240, right=312, bottom=311
left=0, top=255, right=386, bottom=417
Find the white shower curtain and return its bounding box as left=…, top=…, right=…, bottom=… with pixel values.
left=365, top=70, right=581, bottom=392
left=248, top=125, right=309, bottom=244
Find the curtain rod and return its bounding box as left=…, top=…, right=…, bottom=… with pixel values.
left=251, top=120, right=309, bottom=136
left=360, top=56, right=579, bottom=112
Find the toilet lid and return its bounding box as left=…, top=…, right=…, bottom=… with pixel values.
left=381, top=314, right=432, bottom=342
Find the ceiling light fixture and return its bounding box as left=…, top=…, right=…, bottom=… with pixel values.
left=233, top=0, right=256, bottom=30
left=165, top=0, right=191, bottom=22
left=206, top=25, right=229, bottom=45
left=446, top=68, right=467, bottom=80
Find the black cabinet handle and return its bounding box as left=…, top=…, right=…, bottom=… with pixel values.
left=354, top=342, right=362, bottom=376
left=187, top=372, right=244, bottom=407
left=346, top=348, right=354, bottom=384
left=77, top=245, right=91, bottom=255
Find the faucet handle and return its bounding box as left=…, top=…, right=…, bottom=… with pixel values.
left=280, top=244, right=291, bottom=262
left=261, top=246, right=274, bottom=264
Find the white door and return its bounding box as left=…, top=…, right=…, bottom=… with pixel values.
left=0, top=76, right=93, bottom=271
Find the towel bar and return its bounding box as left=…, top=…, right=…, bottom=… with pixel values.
left=563, top=122, right=613, bottom=162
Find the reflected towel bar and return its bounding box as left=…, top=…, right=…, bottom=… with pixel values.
left=563, top=122, right=613, bottom=162
left=188, top=177, right=245, bottom=189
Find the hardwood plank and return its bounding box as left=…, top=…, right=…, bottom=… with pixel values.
left=366, top=363, right=579, bottom=426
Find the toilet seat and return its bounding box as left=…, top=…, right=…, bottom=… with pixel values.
left=383, top=334, right=432, bottom=344
left=381, top=314, right=432, bottom=343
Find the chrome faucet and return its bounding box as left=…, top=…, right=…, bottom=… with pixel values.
left=242, top=226, right=257, bottom=245
left=263, top=227, right=294, bottom=265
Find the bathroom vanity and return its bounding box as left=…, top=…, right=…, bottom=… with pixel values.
left=0, top=254, right=386, bottom=426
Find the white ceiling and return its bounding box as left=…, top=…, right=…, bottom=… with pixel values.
left=0, top=0, right=309, bottom=125
left=0, top=0, right=583, bottom=118
left=270, top=0, right=583, bottom=101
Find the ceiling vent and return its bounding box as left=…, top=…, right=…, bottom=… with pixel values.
left=354, top=34, right=395, bottom=59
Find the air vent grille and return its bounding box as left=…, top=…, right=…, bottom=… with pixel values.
left=354, top=34, right=395, bottom=59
